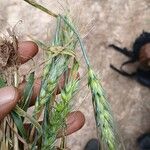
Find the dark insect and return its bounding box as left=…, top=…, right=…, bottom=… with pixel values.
left=109, top=31, right=150, bottom=87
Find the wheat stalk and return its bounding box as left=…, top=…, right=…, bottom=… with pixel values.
left=28, top=13, right=79, bottom=149
left=59, top=16, right=119, bottom=150
left=33, top=15, right=76, bottom=116
left=42, top=60, right=79, bottom=150
left=23, top=0, right=58, bottom=18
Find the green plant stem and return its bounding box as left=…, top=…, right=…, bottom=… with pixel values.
left=59, top=15, right=90, bottom=66
left=59, top=14, right=118, bottom=150
left=14, top=106, right=42, bottom=135
left=23, top=0, right=58, bottom=18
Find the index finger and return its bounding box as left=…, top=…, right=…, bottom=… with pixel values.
left=18, top=41, right=38, bottom=64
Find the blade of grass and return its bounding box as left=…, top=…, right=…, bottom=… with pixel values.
left=21, top=72, right=35, bottom=111
left=14, top=106, right=42, bottom=136
left=11, top=111, right=27, bottom=140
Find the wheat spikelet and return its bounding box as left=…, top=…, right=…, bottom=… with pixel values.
left=41, top=17, right=79, bottom=149
left=33, top=15, right=76, bottom=116
left=88, top=67, right=117, bottom=150
left=59, top=16, right=119, bottom=149
left=29, top=15, right=79, bottom=149
left=43, top=78, right=79, bottom=149
left=34, top=56, right=68, bottom=115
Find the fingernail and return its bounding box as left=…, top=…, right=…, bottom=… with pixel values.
left=0, top=86, right=20, bottom=121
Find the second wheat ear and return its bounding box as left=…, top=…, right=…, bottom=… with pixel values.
left=29, top=14, right=80, bottom=149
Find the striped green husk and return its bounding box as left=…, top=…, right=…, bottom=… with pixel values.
left=42, top=79, right=79, bottom=149
left=41, top=19, right=78, bottom=149
left=60, top=16, right=118, bottom=150
left=31, top=15, right=79, bottom=149
left=88, top=67, right=117, bottom=150
left=33, top=15, right=76, bottom=117
left=34, top=56, right=68, bottom=116
left=42, top=66, right=79, bottom=149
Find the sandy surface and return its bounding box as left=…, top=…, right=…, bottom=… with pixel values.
left=0, top=0, right=150, bottom=149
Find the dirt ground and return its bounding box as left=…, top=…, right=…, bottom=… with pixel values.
left=0, top=0, right=150, bottom=150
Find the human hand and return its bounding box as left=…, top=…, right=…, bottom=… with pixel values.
left=0, top=41, right=85, bottom=136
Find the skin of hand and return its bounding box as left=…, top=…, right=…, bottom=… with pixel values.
left=0, top=41, right=85, bottom=136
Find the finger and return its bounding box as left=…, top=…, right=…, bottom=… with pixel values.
left=57, top=111, right=85, bottom=137
left=18, top=41, right=38, bottom=64
left=0, top=86, right=20, bottom=121
left=24, top=111, right=85, bottom=137
left=65, top=111, right=85, bottom=135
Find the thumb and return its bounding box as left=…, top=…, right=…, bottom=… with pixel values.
left=0, top=86, right=20, bottom=121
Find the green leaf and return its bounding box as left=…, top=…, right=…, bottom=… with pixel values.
left=11, top=111, right=27, bottom=140
left=14, top=106, right=42, bottom=136
left=21, top=72, right=35, bottom=111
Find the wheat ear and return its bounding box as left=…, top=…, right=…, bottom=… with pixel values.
left=60, top=16, right=118, bottom=150
left=42, top=60, right=79, bottom=150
